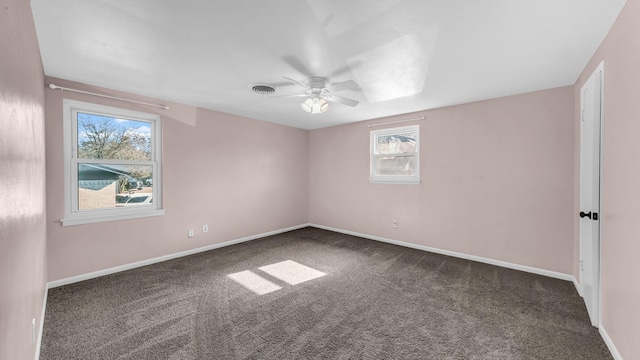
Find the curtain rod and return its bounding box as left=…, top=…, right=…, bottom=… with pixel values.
left=367, top=116, right=425, bottom=127
left=48, top=84, right=169, bottom=110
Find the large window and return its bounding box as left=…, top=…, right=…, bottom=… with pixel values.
left=370, top=125, right=420, bottom=184
left=62, top=99, right=164, bottom=226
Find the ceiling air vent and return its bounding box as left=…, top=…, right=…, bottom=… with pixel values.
left=251, top=84, right=276, bottom=95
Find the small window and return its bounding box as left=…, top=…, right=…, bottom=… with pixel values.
left=370, top=125, right=420, bottom=184
left=62, top=99, right=164, bottom=225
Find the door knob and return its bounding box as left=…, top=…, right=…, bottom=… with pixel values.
left=579, top=211, right=592, bottom=219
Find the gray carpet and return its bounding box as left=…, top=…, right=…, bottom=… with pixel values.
left=41, top=227, right=612, bottom=359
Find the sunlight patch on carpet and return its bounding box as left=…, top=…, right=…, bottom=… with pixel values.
left=258, top=260, right=326, bottom=285
left=227, top=270, right=282, bottom=295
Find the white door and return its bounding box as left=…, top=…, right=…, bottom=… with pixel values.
left=579, top=61, right=603, bottom=327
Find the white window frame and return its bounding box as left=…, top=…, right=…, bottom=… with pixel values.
left=370, top=125, right=421, bottom=185
left=61, top=99, right=164, bottom=226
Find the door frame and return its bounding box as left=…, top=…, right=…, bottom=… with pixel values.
left=579, top=60, right=605, bottom=327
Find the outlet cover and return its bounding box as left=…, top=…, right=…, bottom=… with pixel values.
left=202, top=225, right=209, bottom=233
left=188, top=230, right=194, bottom=238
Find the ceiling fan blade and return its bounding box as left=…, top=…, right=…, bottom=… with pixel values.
left=269, top=91, right=308, bottom=98
left=326, top=80, right=359, bottom=93
left=282, top=76, right=307, bottom=88
left=326, top=94, right=359, bottom=107
left=327, top=60, right=362, bottom=78
left=283, top=55, right=313, bottom=78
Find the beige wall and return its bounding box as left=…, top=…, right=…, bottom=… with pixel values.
left=574, top=0, right=640, bottom=358
left=0, top=1, right=48, bottom=359
left=309, top=86, right=575, bottom=275
left=45, top=77, right=309, bottom=281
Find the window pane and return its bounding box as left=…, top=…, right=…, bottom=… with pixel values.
left=376, top=132, right=416, bottom=155
left=78, top=164, right=153, bottom=210
left=376, top=156, right=415, bottom=176
left=77, top=112, right=152, bottom=161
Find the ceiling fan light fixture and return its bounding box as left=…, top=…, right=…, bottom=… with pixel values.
left=301, top=96, right=330, bottom=114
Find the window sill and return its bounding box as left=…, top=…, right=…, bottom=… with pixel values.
left=369, top=178, right=422, bottom=185
left=61, top=209, right=165, bottom=226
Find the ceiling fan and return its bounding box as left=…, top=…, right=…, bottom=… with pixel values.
left=277, top=76, right=360, bottom=114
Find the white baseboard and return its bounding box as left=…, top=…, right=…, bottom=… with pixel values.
left=309, top=224, right=576, bottom=283
left=573, top=277, right=582, bottom=297
left=600, top=325, right=624, bottom=360
left=35, top=286, right=47, bottom=360
left=47, top=224, right=309, bottom=288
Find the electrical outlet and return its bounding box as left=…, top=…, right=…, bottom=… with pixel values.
left=392, top=220, right=398, bottom=229
left=202, top=225, right=209, bottom=234
left=188, top=230, right=194, bottom=238
left=32, top=318, right=36, bottom=344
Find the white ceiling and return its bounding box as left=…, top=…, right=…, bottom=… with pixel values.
left=31, top=0, right=627, bottom=130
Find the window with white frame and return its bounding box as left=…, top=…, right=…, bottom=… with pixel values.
left=62, top=99, right=164, bottom=226
left=370, top=125, right=420, bottom=184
